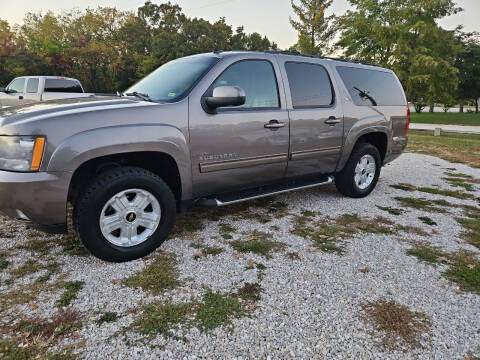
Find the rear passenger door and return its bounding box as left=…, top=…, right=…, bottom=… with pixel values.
left=279, top=60, right=344, bottom=177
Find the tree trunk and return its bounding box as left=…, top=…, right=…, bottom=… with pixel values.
left=476, top=99, right=479, bottom=113
left=459, top=100, right=464, bottom=113
left=429, top=104, right=434, bottom=112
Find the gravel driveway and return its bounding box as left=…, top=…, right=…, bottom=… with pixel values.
left=1, top=153, right=479, bottom=359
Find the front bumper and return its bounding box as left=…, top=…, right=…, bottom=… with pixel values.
left=0, top=170, right=71, bottom=233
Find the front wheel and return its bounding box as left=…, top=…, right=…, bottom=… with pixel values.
left=73, top=167, right=176, bottom=262
left=335, top=142, right=382, bottom=198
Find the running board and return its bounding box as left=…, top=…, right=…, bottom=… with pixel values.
left=197, top=175, right=334, bottom=207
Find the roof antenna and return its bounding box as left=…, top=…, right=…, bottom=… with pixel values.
left=213, top=44, right=222, bottom=54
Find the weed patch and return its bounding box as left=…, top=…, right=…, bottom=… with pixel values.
left=394, top=197, right=449, bottom=213
left=418, top=216, right=437, bottom=226
left=97, top=312, right=118, bottom=325
left=236, top=283, right=263, bottom=302
left=123, top=255, right=180, bottom=295
left=230, top=230, right=285, bottom=258
left=376, top=206, right=404, bottom=216
left=56, top=281, right=84, bottom=307
left=360, top=298, right=431, bottom=349
left=390, top=183, right=416, bottom=192
left=417, top=187, right=474, bottom=200
left=407, top=245, right=480, bottom=293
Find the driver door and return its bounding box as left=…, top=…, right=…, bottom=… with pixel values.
left=189, top=57, right=290, bottom=197
left=2, top=78, right=26, bottom=107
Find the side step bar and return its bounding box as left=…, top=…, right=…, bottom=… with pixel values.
left=197, top=175, right=334, bottom=208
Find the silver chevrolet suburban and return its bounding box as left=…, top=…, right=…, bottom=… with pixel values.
left=0, top=51, right=409, bottom=262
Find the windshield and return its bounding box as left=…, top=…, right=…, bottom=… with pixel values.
left=125, top=56, right=219, bottom=103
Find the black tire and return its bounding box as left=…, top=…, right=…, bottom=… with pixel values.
left=335, top=142, right=382, bottom=198
left=73, top=167, right=176, bottom=262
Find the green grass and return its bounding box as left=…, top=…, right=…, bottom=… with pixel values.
left=56, top=281, right=84, bottom=307
left=229, top=230, right=285, bottom=258
left=417, top=187, right=474, bottom=200
left=407, top=131, right=480, bottom=168
left=131, top=289, right=251, bottom=339
left=96, top=311, right=118, bottom=325
left=418, top=216, right=437, bottom=226
left=444, top=263, right=480, bottom=293
left=410, top=112, right=480, bottom=126
left=131, top=301, right=194, bottom=339
left=292, top=213, right=396, bottom=255
left=195, top=290, right=246, bottom=332
left=376, top=206, right=404, bottom=216
left=394, top=197, right=449, bottom=213
left=123, top=255, right=180, bottom=295
left=457, top=207, right=480, bottom=249
left=407, top=246, right=480, bottom=293
left=442, top=177, right=476, bottom=192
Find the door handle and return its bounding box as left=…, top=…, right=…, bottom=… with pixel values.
left=264, top=120, right=285, bottom=130
left=18, top=95, right=23, bottom=100
left=325, top=116, right=341, bottom=125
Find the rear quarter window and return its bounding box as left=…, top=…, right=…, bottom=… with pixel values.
left=337, top=66, right=406, bottom=106
left=44, top=79, right=83, bottom=93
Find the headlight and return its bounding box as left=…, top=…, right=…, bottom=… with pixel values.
left=0, top=136, right=46, bottom=172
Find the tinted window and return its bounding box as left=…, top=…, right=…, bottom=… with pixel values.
left=44, top=79, right=83, bottom=93
left=337, top=66, right=405, bottom=106
left=126, top=56, right=218, bottom=103
left=285, top=62, right=333, bottom=108
left=7, top=78, right=25, bottom=94
left=26, top=78, right=39, bottom=93
left=211, top=60, right=279, bottom=109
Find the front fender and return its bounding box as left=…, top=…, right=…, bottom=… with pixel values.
left=47, top=124, right=192, bottom=199
left=336, top=116, right=392, bottom=172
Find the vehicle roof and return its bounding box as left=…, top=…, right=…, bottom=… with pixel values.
left=14, top=76, right=80, bottom=81
left=210, top=50, right=391, bottom=72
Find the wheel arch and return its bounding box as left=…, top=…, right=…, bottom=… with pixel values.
left=336, top=128, right=390, bottom=172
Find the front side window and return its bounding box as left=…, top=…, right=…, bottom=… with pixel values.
left=45, top=79, right=83, bottom=93
left=337, top=66, right=406, bottom=106
left=126, top=56, right=219, bottom=103
left=7, top=78, right=25, bottom=94
left=211, top=60, right=279, bottom=109
left=285, top=62, right=334, bottom=108
left=26, top=78, right=39, bottom=93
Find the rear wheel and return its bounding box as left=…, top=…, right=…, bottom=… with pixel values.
left=74, top=167, right=176, bottom=262
left=335, top=142, right=381, bottom=198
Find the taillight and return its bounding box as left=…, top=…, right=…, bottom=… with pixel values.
left=404, top=106, right=410, bottom=135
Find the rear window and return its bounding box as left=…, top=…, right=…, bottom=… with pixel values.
left=337, top=66, right=405, bottom=106
left=44, top=79, right=83, bottom=93
left=285, top=62, right=334, bottom=108
left=26, top=78, right=39, bottom=93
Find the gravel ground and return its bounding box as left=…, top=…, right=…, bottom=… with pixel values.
left=1, top=152, right=479, bottom=359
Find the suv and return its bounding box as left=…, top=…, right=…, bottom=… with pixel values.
left=0, top=51, right=409, bottom=262
left=0, top=76, right=92, bottom=108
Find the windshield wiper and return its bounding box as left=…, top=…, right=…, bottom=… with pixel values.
left=353, top=87, right=377, bottom=106
left=124, top=91, right=153, bottom=102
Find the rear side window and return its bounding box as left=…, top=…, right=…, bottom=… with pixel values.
left=44, top=79, right=83, bottom=93
left=7, top=78, right=25, bottom=94
left=26, top=78, right=39, bottom=93
left=211, top=60, right=279, bottom=109
left=337, top=66, right=405, bottom=106
left=285, top=62, right=334, bottom=108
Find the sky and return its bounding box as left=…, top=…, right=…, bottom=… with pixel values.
left=1, top=0, right=479, bottom=49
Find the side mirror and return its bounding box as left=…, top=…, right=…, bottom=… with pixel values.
left=204, top=86, right=246, bottom=112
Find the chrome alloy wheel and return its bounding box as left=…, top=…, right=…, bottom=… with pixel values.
left=354, top=154, right=376, bottom=190
left=100, top=189, right=161, bottom=247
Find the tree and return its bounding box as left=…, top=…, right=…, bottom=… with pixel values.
left=455, top=32, right=480, bottom=113
left=290, top=0, right=336, bottom=55
left=338, top=0, right=461, bottom=112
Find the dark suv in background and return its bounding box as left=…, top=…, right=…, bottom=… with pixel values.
left=0, top=50, right=409, bottom=262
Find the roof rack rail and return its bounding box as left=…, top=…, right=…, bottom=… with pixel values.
left=264, top=50, right=381, bottom=67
